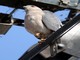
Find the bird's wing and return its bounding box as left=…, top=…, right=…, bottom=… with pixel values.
left=42, top=10, right=63, bottom=31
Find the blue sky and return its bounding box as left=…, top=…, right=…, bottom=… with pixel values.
left=0, top=5, right=69, bottom=60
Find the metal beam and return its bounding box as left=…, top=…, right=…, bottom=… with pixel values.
left=19, top=14, right=80, bottom=60
left=13, top=18, right=24, bottom=26
left=0, top=13, right=12, bottom=35
left=0, top=13, right=24, bottom=35
left=62, top=9, right=77, bottom=24
left=0, top=0, right=79, bottom=12
left=0, top=13, right=24, bottom=26
left=0, top=0, right=21, bottom=7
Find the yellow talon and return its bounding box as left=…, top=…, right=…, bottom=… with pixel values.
left=35, top=33, right=40, bottom=37
left=38, top=38, right=46, bottom=44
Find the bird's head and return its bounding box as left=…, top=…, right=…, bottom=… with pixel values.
left=23, top=5, right=44, bottom=15
left=23, top=5, right=41, bottom=11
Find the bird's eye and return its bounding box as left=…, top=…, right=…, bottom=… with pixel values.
left=31, top=5, right=35, bottom=7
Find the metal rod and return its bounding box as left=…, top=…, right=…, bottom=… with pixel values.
left=62, top=9, right=77, bottom=24
left=8, top=8, right=17, bottom=17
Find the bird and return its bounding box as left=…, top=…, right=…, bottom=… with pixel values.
left=23, top=5, right=63, bottom=43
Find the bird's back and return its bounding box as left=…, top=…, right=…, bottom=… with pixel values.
left=42, top=10, right=63, bottom=31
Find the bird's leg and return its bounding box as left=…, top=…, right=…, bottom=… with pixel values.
left=38, top=34, right=46, bottom=44
left=35, top=33, right=41, bottom=39
left=38, top=38, right=46, bottom=44
left=35, top=33, right=46, bottom=44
